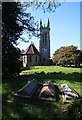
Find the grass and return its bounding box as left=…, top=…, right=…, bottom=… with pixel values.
left=21, top=66, right=82, bottom=74
left=2, top=66, right=82, bottom=119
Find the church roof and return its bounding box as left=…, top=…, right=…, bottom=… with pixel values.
left=23, top=44, right=39, bottom=55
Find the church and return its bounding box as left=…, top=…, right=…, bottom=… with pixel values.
left=23, top=19, right=50, bottom=66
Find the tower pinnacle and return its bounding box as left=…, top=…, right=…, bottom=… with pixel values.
left=40, top=19, right=42, bottom=28
left=47, top=18, right=50, bottom=28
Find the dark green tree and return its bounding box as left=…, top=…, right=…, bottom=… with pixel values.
left=2, top=2, right=22, bottom=78
left=52, top=45, right=82, bottom=67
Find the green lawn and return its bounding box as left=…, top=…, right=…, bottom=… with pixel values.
left=21, top=66, right=82, bottom=74
left=2, top=66, right=82, bottom=119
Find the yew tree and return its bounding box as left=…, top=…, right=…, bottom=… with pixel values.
left=2, top=2, right=38, bottom=78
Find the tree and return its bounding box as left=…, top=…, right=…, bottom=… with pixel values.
left=2, top=3, right=20, bottom=78
left=52, top=45, right=82, bottom=67
left=74, top=50, right=82, bottom=67
left=2, top=2, right=40, bottom=78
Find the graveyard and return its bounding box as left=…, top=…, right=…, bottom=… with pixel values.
left=2, top=66, right=82, bottom=119
left=2, top=2, right=82, bottom=120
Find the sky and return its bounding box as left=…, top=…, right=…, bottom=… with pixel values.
left=17, top=2, right=80, bottom=58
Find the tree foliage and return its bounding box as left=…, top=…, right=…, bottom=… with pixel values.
left=52, top=45, right=82, bottom=67
left=21, top=1, right=61, bottom=13
left=2, top=3, right=21, bottom=78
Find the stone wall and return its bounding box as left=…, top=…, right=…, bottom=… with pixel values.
left=23, top=55, right=40, bottom=67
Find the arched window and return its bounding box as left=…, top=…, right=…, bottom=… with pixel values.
left=36, top=56, right=37, bottom=62
left=29, top=56, right=31, bottom=62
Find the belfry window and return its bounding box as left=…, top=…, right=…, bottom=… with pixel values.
left=45, top=32, right=47, bottom=46
left=43, top=33, right=45, bottom=47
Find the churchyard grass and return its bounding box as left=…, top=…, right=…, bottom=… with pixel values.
left=21, top=65, right=81, bottom=74
left=2, top=66, right=82, bottom=119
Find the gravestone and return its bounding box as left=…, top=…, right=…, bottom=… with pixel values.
left=61, top=84, right=79, bottom=103
left=38, top=81, right=56, bottom=101
left=14, top=79, right=38, bottom=98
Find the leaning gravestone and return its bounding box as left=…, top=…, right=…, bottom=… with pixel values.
left=60, top=84, right=79, bottom=103
left=14, top=79, right=39, bottom=98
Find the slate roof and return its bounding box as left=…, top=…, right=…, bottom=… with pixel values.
left=23, top=44, right=39, bottom=55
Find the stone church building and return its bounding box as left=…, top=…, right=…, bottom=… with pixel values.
left=23, top=19, right=50, bottom=66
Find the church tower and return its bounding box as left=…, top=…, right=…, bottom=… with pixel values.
left=39, top=19, right=50, bottom=65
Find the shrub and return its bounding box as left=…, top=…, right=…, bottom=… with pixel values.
left=67, top=98, right=82, bottom=120
left=20, top=67, right=29, bottom=71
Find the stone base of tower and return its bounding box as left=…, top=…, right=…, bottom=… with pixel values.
left=39, top=57, right=49, bottom=66
left=41, top=62, right=49, bottom=66
left=40, top=58, right=54, bottom=66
